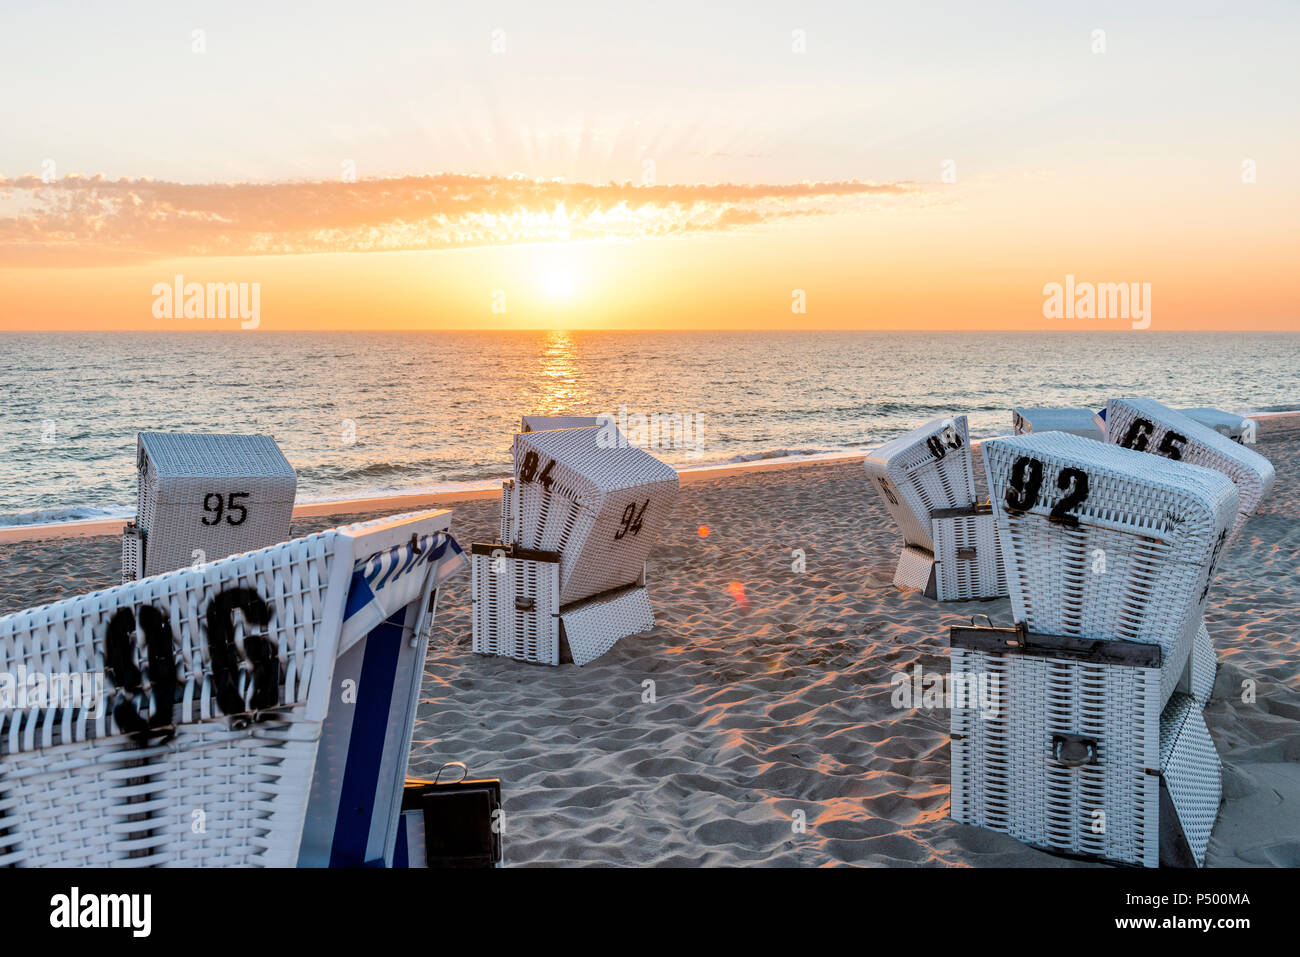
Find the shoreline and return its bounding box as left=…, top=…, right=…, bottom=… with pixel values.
left=2, top=420, right=1296, bottom=865
left=4, top=408, right=1298, bottom=545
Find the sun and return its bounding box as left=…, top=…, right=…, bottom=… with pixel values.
left=535, top=247, right=582, bottom=302
left=541, top=264, right=578, bottom=300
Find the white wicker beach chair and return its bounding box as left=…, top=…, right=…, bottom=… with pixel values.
left=472, top=425, right=679, bottom=665
left=124, top=432, right=297, bottom=582
left=983, top=432, right=1238, bottom=706
left=520, top=415, right=604, bottom=433
left=0, top=509, right=467, bottom=867
left=1105, top=398, right=1274, bottom=544
left=1011, top=407, right=1106, bottom=441
left=1105, top=399, right=1275, bottom=710
left=1179, top=408, right=1258, bottom=445
left=951, top=622, right=1220, bottom=867
left=864, top=416, right=1006, bottom=600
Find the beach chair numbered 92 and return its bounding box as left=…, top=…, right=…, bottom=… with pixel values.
left=863, top=415, right=1006, bottom=601
left=123, top=432, right=297, bottom=582
left=1103, top=398, right=1276, bottom=708
left=951, top=625, right=1222, bottom=868
left=1, top=509, right=470, bottom=867
left=472, top=423, right=679, bottom=665
left=949, top=434, right=1238, bottom=867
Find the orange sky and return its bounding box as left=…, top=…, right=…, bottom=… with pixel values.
left=1, top=3, right=1297, bottom=332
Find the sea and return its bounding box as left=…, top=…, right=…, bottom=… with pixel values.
left=0, top=330, right=1296, bottom=527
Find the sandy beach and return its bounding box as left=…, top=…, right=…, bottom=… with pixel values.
left=2, top=428, right=1297, bottom=867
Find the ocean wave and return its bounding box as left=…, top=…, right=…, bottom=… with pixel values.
left=0, top=503, right=133, bottom=527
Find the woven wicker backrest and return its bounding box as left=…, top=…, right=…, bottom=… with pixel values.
left=863, top=415, right=977, bottom=552
left=520, top=415, right=603, bottom=433
left=0, top=509, right=457, bottom=867
left=136, top=432, right=298, bottom=576
left=983, top=432, right=1238, bottom=703
left=1104, top=398, right=1275, bottom=544
left=511, top=426, right=679, bottom=605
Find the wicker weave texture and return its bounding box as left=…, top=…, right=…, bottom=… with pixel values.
left=499, top=479, right=517, bottom=544
left=893, top=545, right=936, bottom=592
left=559, top=585, right=655, bottom=666
left=1105, top=398, right=1275, bottom=544
left=864, top=416, right=977, bottom=552
left=1159, top=692, right=1221, bottom=866
left=932, top=511, right=1007, bottom=600
left=470, top=549, right=560, bottom=665
left=511, top=428, right=678, bottom=605
left=121, top=523, right=143, bottom=583
left=1184, top=622, right=1217, bottom=708
left=136, top=432, right=298, bottom=577
left=0, top=509, right=451, bottom=866
left=983, top=432, right=1237, bottom=704
left=951, top=644, right=1162, bottom=866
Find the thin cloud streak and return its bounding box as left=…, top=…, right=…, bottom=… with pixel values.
left=0, top=173, right=921, bottom=266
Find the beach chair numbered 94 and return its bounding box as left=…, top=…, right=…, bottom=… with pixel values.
left=473, top=423, right=679, bottom=665
left=864, top=415, right=1006, bottom=601
left=950, top=434, right=1239, bottom=867
left=123, top=432, right=297, bottom=582
left=1, top=509, right=469, bottom=867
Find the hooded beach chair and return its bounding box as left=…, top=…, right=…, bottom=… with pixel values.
left=950, top=433, right=1237, bottom=867
left=0, top=509, right=471, bottom=867
left=520, top=415, right=604, bottom=433
left=863, top=415, right=1006, bottom=600
left=1104, top=397, right=1276, bottom=707
left=122, top=432, right=297, bottom=582
left=1105, top=398, right=1274, bottom=545
left=1011, top=407, right=1106, bottom=441
left=472, top=423, right=679, bottom=665
left=1179, top=408, right=1258, bottom=445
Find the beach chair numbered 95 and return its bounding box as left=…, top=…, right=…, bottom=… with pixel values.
left=1, top=509, right=468, bottom=867
left=864, top=415, right=1006, bottom=601
left=123, top=432, right=297, bottom=582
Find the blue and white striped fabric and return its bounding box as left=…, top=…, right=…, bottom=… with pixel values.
left=341, top=531, right=465, bottom=649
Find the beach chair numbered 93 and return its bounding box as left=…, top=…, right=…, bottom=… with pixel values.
left=863, top=415, right=1006, bottom=601
left=123, top=432, right=297, bottom=582
left=949, top=434, right=1237, bottom=867
left=473, top=423, right=679, bottom=665
left=0, top=509, right=471, bottom=867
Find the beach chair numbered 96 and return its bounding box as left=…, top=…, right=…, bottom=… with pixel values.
left=1, top=509, right=467, bottom=867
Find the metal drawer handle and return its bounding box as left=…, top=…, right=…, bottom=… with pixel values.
left=1052, top=733, right=1098, bottom=767
left=514, top=597, right=534, bottom=612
